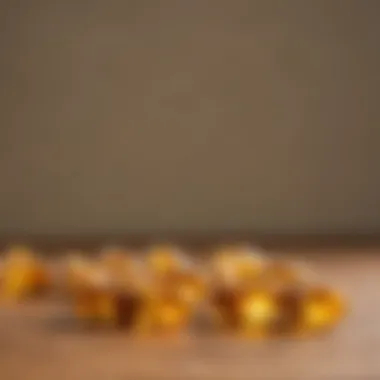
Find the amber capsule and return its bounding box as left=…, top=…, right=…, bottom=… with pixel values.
left=209, top=245, right=240, bottom=275
left=113, top=290, right=143, bottom=329
left=67, top=257, right=112, bottom=322
left=272, top=283, right=346, bottom=338
left=74, top=285, right=144, bottom=330
left=271, top=285, right=305, bottom=336
left=233, top=250, right=265, bottom=284
left=301, top=285, right=346, bottom=334
left=180, top=273, right=206, bottom=307
left=209, top=281, right=278, bottom=338
left=257, top=259, right=304, bottom=290
left=238, top=286, right=279, bottom=338
left=0, top=246, right=51, bottom=301
left=134, top=268, right=200, bottom=335
left=264, top=261, right=317, bottom=337
left=163, top=268, right=206, bottom=307
left=208, top=249, right=246, bottom=331
left=98, top=246, right=134, bottom=274
left=68, top=253, right=146, bottom=329
left=137, top=290, right=193, bottom=335
left=137, top=296, right=191, bottom=335
left=209, top=249, right=277, bottom=337
left=99, top=249, right=150, bottom=331
left=107, top=261, right=147, bottom=330
left=65, top=254, right=95, bottom=294
left=210, top=245, right=265, bottom=287
left=209, top=284, right=242, bottom=330
left=145, top=244, right=190, bottom=276
left=73, top=287, right=110, bottom=321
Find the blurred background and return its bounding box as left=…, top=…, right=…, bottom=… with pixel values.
left=0, top=5, right=379, bottom=378
left=0, top=0, right=379, bottom=239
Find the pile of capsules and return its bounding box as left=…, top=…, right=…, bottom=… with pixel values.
left=0, top=244, right=347, bottom=338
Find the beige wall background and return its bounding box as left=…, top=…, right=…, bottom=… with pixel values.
left=0, top=0, right=379, bottom=235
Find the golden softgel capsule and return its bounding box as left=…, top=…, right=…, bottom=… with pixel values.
left=99, top=246, right=135, bottom=274
left=272, top=284, right=346, bottom=338
left=145, top=244, right=190, bottom=275
left=1, top=246, right=51, bottom=301
left=257, top=259, right=304, bottom=290
left=65, top=254, right=94, bottom=294
left=209, top=284, right=242, bottom=330
left=301, top=285, right=346, bottom=335
left=67, top=254, right=146, bottom=330
left=210, top=281, right=278, bottom=338
left=135, top=268, right=203, bottom=335
left=137, top=296, right=191, bottom=335
left=210, top=245, right=265, bottom=288
left=238, top=286, right=278, bottom=338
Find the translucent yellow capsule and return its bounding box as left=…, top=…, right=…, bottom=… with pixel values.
left=238, top=287, right=278, bottom=338
left=301, top=286, right=346, bottom=334
left=210, top=245, right=239, bottom=273
left=67, top=257, right=111, bottom=321
left=1, top=245, right=51, bottom=301
left=271, top=286, right=304, bottom=336
left=209, top=284, right=242, bottom=330
left=258, top=259, right=303, bottom=289
left=112, top=291, right=143, bottom=329
left=73, top=288, right=104, bottom=320
left=145, top=244, right=190, bottom=275
left=67, top=253, right=146, bottom=329
left=209, top=248, right=277, bottom=338
left=138, top=293, right=191, bottom=335
left=272, top=282, right=347, bottom=338
left=1, top=265, right=30, bottom=300
left=178, top=272, right=206, bottom=307
left=210, top=245, right=265, bottom=286
left=233, top=249, right=264, bottom=283
left=65, top=253, right=94, bottom=294
left=134, top=268, right=200, bottom=335
left=98, top=246, right=133, bottom=273
left=75, top=287, right=144, bottom=329
left=156, top=267, right=206, bottom=307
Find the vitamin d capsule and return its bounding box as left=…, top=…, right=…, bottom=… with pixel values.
left=146, top=244, right=191, bottom=275
left=1, top=245, right=51, bottom=301
left=258, top=259, right=304, bottom=289
left=159, top=268, right=206, bottom=307
left=138, top=296, right=191, bottom=335
left=238, top=286, right=279, bottom=338
left=209, top=284, right=242, bottom=330
left=66, top=255, right=110, bottom=321
left=208, top=251, right=277, bottom=337
left=99, top=247, right=143, bottom=289
left=210, top=245, right=265, bottom=287
left=66, top=253, right=94, bottom=294
left=233, top=248, right=265, bottom=284
left=68, top=254, right=145, bottom=329
left=273, top=283, right=346, bottom=338
left=208, top=249, right=247, bottom=331
left=113, top=290, right=143, bottom=329
left=134, top=268, right=201, bottom=335
left=301, top=285, right=346, bottom=334
left=107, top=260, right=147, bottom=330
left=271, top=285, right=305, bottom=336
left=99, top=246, right=133, bottom=273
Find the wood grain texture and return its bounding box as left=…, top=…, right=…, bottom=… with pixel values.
left=0, top=247, right=378, bottom=380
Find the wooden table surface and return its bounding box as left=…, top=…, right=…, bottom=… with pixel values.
left=1, top=247, right=379, bottom=380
